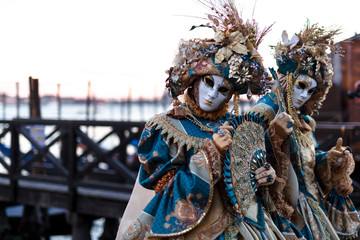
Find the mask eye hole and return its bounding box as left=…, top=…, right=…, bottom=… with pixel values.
left=308, top=88, right=315, bottom=95
left=203, top=76, right=214, bottom=88
left=218, top=86, right=231, bottom=95
left=298, top=81, right=306, bottom=90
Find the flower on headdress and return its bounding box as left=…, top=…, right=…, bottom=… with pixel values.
left=281, top=30, right=299, bottom=50
left=301, top=56, right=314, bottom=72
left=313, top=49, right=329, bottom=66
left=301, top=44, right=331, bottom=75
left=236, top=66, right=253, bottom=85
left=214, top=30, right=248, bottom=63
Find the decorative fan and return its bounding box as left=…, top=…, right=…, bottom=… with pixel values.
left=223, top=114, right=267, bottom=219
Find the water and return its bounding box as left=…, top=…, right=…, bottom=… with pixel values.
left=0, top=98, right=254, bottom=122
left=0, top=100, right=170, bottom=122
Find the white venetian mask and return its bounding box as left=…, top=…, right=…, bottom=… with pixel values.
left=198, top=75, right=232, bottom=112
left=292, top=74, right=317, bottom=109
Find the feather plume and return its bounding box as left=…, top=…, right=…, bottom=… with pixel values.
left=299, top=21, right=341, bottom=50
left=197, top=0, right=273, bottom=49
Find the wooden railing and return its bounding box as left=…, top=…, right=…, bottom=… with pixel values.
left=0, top=119, right=144, bottom=219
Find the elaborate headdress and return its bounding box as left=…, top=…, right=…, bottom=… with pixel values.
left=272, top=21, right=342, bottom=115
left=166, top=0, right=272, bottom=114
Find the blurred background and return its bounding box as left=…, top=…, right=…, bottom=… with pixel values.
left=0, top=0, right=359, bottom=239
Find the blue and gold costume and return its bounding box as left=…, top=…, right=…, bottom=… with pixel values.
left=248, top=91, right=360, bottom=240
left=245, top=22, right=360, bottom=240
left=120, top=109, right=285, bottom=239
left=116, top=0, right=284, bottom=239
left=121, top=112, right=231, bottom=239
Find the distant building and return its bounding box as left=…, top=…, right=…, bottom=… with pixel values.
left=315, top=34, right=360, bottom=122
left=340, top=34, right=360, bottom=122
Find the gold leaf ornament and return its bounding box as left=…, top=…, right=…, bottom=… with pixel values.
left=215, top=47, right=232, bottom=63
left=214, top=30, right=249, bottom=64
left=214, top=31, right=225, bottom=43
left=231, top=43, right=248, bottom=55
left=250, top=48, right=261, bottom=60
left=231, top=31, right=247, bottom=44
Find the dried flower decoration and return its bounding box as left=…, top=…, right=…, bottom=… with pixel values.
left=199, top=0, right=272, bottom=49
left=214, top=30, right=248, bottom=63
left=166, top=0, right=273, bottom=106
left=271, top=21, right=342, bottom=115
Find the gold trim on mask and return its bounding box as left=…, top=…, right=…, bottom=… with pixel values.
left=296, top=74, right=311, bottom=85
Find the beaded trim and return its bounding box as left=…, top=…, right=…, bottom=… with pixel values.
left=147, top=114, right=206, bottom=151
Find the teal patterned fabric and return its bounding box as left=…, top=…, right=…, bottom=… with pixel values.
left=276, top=54, right=299, bottom=75
left=250, top=92, right=360, bottom=239
left=137, top=112, right=230, bottom=235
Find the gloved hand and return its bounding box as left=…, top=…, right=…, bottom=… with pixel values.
left=327, top=138, right=351, bottom=169
left=270, top=111, right=294, bottom=139
left=327, top=137, right=355, bottom=196
left=255, top=162, right=277, bottom=186
left=212, top=121, right=233, bottom=157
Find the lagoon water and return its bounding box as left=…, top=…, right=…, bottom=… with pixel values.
left=0, top=101, right=170, bottom=122
left=0, top=97, right=254, bottom=122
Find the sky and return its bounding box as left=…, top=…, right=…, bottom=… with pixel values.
left=0, top=0, right=358, bottom=100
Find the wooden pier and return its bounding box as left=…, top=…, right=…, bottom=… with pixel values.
left=0, top=118, right=145, bottom=239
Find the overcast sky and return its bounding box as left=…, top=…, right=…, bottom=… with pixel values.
left=0, top=0, right=358, bottom=100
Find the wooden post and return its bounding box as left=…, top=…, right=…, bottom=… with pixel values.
left=57, top=83, right=61, bottom=120
left=127, top=87, right=132, bottom=121
left=28, top=77, right=44, bottom=170
left=92, top=93, right=97, bottom=120
left=120, top=99, right=125, bottom=121
left=2, top=93, right=5, bottom=120
left=86, top=81, right=91, bottom=121
left=19, top=76, right=45, bottom=240
left=29, top=77, right=41, bottom=119
left=16, top=82, right=20, bottom=118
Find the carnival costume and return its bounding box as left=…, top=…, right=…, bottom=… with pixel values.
left=116, top=1, right=286, bottom=239
left=247, top=23, right=360, bottom=239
